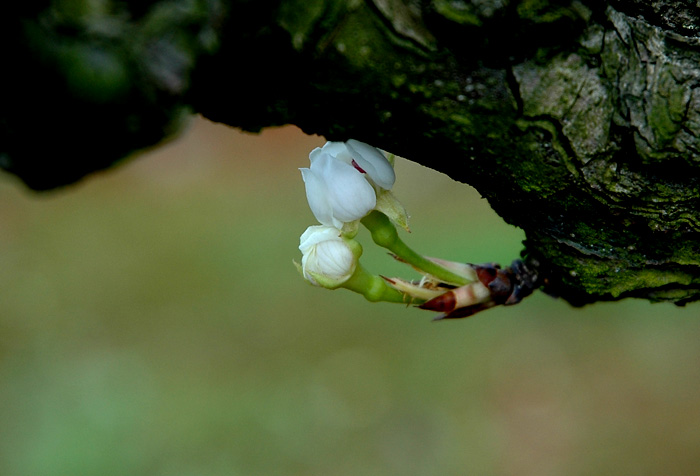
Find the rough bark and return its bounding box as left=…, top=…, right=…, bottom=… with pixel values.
left=4, top=0, right=700, bottom=307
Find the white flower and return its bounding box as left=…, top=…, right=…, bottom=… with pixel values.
left=300, top=140, right=396, bottom=229
left=299, top=225, right=358, bottom=288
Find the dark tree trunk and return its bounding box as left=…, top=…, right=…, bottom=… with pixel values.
left=4, top=0, right=700, bottom=307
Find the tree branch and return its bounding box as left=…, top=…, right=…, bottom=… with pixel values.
left=4, top=0, right=700, bottom=307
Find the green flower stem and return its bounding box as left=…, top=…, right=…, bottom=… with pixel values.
left=343, top=263, right=410, bottom=303
left=361, top=211, right=471, bottom=286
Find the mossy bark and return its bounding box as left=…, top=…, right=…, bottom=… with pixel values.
left=4, top=0, right=700, bottom=306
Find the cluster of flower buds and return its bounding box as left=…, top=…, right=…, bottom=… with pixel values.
left=295, top=140, right=408, bottom=303
left=295, top=140, right=538, bottom=319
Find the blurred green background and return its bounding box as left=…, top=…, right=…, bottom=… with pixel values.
left=1, top=117, right=699, bottom=476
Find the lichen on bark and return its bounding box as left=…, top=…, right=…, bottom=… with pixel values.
left=4, top=0, right=700, bottom=307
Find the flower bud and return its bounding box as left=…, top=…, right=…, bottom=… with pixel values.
left=299, top=225, right=358, bottom=288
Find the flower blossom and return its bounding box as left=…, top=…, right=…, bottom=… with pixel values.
left=300, top=140, right=396, bottom=229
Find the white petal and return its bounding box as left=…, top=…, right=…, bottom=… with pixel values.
left=301, top=166, right=343, bottom=228
left=309, top=146, right=324, bottom=163
left=299, top=225, right=342, bottom=253
left=321, top=141, right=351, bottom=160
left=314, top=240, right=355, bottom=277
left=346, top=139, right=395, bottom=189
left=312, top=153, right=376, bottom=223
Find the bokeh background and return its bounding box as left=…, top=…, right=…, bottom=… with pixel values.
left=1, top=116, right=699, bottom=476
